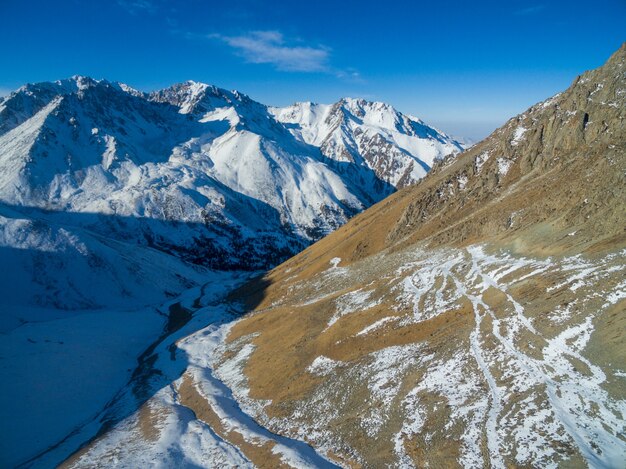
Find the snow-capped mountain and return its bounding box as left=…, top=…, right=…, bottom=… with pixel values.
left=0, top=76, right=463, bottom=274
left=271, top=99, right=462, bottom=188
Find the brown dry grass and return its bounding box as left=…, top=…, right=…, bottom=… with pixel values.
left=217, top=46, right=626, bottom=467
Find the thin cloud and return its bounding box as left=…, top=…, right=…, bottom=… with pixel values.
left=515, top=5, right=546, bottom=15
left=212, top=30, right=331, bottom=73
left=117, top=0, right=160, bottom=14
left=336, top=68, right=363, bottom=82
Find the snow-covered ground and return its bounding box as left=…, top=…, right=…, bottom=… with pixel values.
left=392, top=247, right=626, bottom=468
left=209, top=245, right=626, bottom=468
left=0, top=199, right=245, bottom=466
left=0, top=307, right=164, bottom=467
left=51, top=282, right=339, bottom=468
left=4, top=270, right=251, bottom=468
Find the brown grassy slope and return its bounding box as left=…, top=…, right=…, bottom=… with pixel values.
left=219, top=44, right=626, bottom=467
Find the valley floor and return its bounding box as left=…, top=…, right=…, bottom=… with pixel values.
left=0, top=271, right=249, bottom=468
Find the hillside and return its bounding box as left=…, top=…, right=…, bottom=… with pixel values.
left=176, top=44, right=626, bottom=467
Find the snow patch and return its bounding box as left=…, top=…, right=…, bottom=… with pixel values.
left=511, top=126, right=527, bottom=146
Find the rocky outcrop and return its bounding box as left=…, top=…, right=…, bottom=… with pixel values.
left=386, top=43, right=626, bottom=255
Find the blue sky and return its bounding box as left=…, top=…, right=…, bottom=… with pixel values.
left=1, top=0, right=624, bottom=139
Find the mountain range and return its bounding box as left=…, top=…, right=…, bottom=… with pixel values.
left=52, top=44, right=626, bottom=469
left=1, top=44, right=624, bottom=469
left=0, top=77, right=462, bottom=311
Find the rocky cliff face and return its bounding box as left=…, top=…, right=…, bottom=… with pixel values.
left=386, top=43, right=625, bottom=255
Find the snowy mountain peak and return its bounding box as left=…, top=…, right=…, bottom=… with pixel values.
left=69, top=75, right=99, bottom=90
left=340, top=96, right=395, bottom=112
left=148, top=80, right=254, bottom=116
left=149, top=80, right=213, bottom=113
left=272, top=96, right=464, bottom=186
left=53, top=76, right=125, bottom=96
left=336, top=96, right=402, bottom=128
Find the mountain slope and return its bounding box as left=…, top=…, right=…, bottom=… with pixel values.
left=197, top=44, right=626, bottom=467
